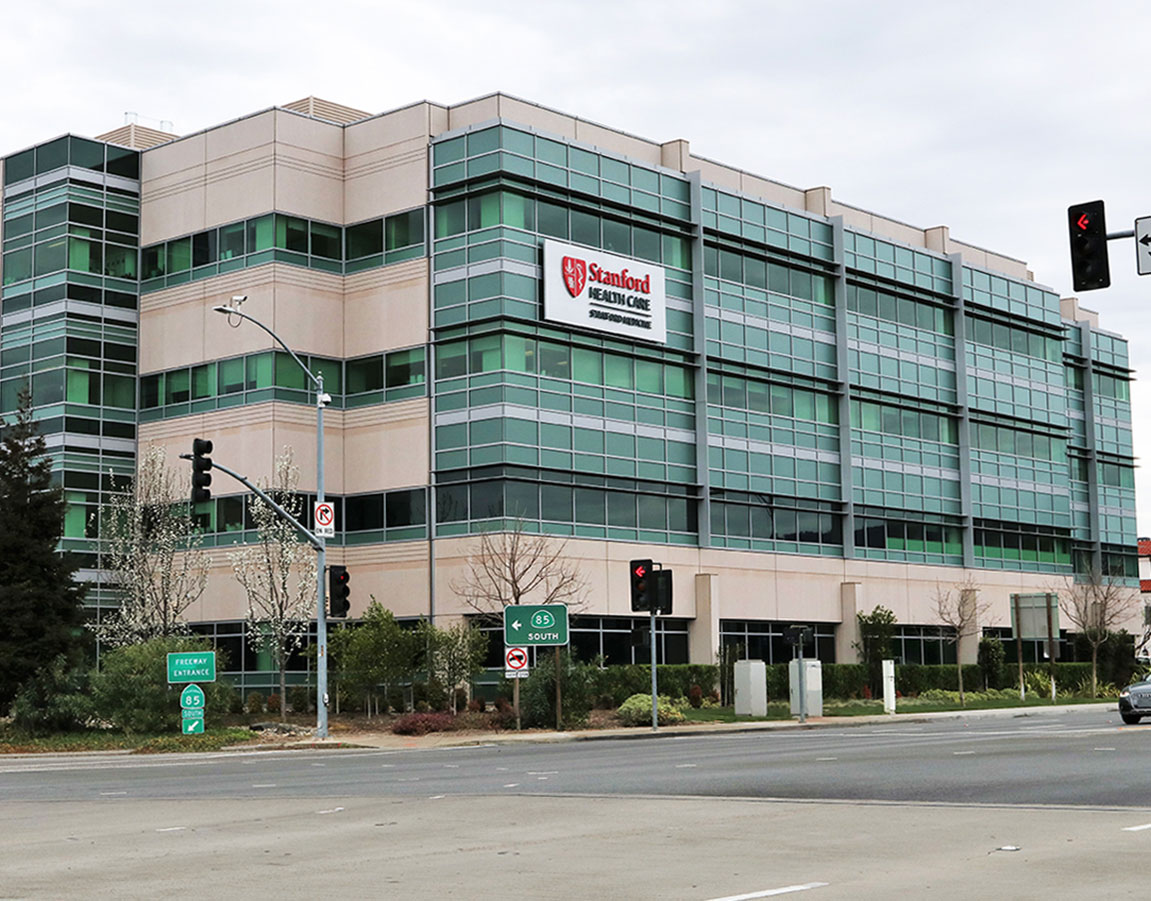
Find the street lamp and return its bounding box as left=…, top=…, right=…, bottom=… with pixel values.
left=212, top=296, right=333, bottom=738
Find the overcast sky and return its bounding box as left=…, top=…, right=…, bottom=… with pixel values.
left=6, top=0, right=1151, bottom=531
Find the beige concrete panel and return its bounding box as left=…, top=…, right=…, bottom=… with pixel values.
left=205, top=155, right=275, bottom=225
left=772, top=555, right=848, bottom=622
left=692, top=157, right=742, bottom=194
left=271, top=110, right=345, bottom=222
left=496, top=96, right=578, bottom=141
left=446, top=95, right=502, bottom=132
left=344, top=260, right=428, bottom=357
left=346, top=103, right=436, bottom=156
left=804, top=187, right=832, bottom=217
left=139, top=133, right=208, bottom=244
left=342, top=400, right=429, bottom=494
left=738, top=173, right=807, bottom=210
left=660, top=140, right=690, bottom=173
left=273, top=109, right=345, bottom=158
left=838, top=583, right=863, bottom=663
left=690, top=573, right=719, bottom=664
left=573, top=121, right=660, bottom=166
left=951, top=240, right=1032, bottom=280
left=344, top=138, right=428, bottom=222
left=205, top=110, right=277, bottom=161
left=138, top=295, right=210, bottom=373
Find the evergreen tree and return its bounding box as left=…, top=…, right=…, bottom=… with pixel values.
left=0, top=388, right=86, bottom=711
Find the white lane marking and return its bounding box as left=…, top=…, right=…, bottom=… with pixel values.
left=815, top=757, right=838, bottom=762
left=312, top=763, right=326, bottom=767
left=953, top=751, right=975, bottom=756
left=537, top=777, right=549, bottom=781
left=317, top=807, right=344, bottom=815
left=156, top=827, right=186, bottom=833
left=251, top=783, right=276, bottom=788
left=1094, top=748, right=1116, bottom=752
left=706, top=882, right=829, bottom=900
left=676, top=764, right=698, bottom=768
left=99, top=791, right=127, bottom=796
left=1123, top=824, right=1151, bottom=832
left=443, top=764, right=459, bottom=768
left=503, top=783, right=519, bottom=788
left=428, top=795, right=445, bottom=800
left=380, top=764, right=394, bottom=768
left=528, top=771, right=558, bottom=775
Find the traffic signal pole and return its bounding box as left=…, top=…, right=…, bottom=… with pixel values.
left=211, top=300, right=331, bottom=739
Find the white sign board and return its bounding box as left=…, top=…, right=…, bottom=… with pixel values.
left=504, top=646, right=530, bottom=679
left=1136, top=216, right=1151, bottom=276
left=543, top=239, right=667, bottom=344
left=314, top=501, right=335, bottom=538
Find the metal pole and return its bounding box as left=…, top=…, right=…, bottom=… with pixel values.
left=210, top=304, right=329, bottom=739
left=650, top=609, right=658, bottom=731
left=1014, top=593, right=1025, bottom=701
left=1045, top=592, right=1056, bottom=703
left=315, top=372, right=328, bottom=739
left=797, top=638, right=807, bottom=724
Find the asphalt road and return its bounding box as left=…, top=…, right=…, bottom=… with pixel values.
left=3, top=706, right=1150, bottom=899
left=3, top=705, right=1149, bottom=807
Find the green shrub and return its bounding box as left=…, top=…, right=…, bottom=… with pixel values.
left=10, top=655, right=94, bottom=734
left=978, top=636, right=1007, bottom=689
left=821, top=664, right=868, bottom=699
left=245, top=692, right=265, bottom=714
left=590, top=664, right=718, bottom=706
left=514, top=650, right=597, bottom=729
left=617, top=693, right=685, bottom=726
left=266, top=693, right=281, bottom=713
left=91, top=637, right=236, bottom=734
left=286, top=686, right=312, bottom=714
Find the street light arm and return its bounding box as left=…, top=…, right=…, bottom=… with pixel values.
left=211, top=305, right=320, bottom=392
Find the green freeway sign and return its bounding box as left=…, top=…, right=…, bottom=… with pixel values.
left=503, top=604, right=569, bottom=647
left=182, top=716, right=204, bottom=734
left=167, top=651, right=216, bottom=684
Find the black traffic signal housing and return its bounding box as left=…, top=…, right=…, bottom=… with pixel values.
left=329, top=565, right=350, bottom=617
left=1068, top=200, right=1110, bottom=291
left=630, top=558, right=653, bottom=612
left=191, top=438, right=213, bottom=504
left=652, top=569, right=673, bottom=615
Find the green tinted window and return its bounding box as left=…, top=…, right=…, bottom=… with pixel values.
left=347, top=219, right=383, bottom=259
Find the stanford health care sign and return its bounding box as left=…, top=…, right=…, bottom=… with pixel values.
left=543, top=240, right=667, bottom=344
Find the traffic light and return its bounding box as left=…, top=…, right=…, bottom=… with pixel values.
left=329, top=565, right=350, bottom=617
left=191, top=438, right=213, bottom=504
left=1068, top=200, right=1110, bottom=291
left=652, top=569, right=673, bottom=615
left=630, top=558, right=653, bottom=612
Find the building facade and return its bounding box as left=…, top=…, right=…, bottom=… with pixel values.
left=0, top=94, right=1139, bottom=687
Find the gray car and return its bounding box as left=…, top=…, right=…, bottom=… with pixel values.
left=1118, top=678, right=1151, bottom=724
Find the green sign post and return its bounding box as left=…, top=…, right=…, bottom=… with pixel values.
left=180, top=683, right=206, bottom=734
left=503, top=604, right=569, bottom=646
left=167, top=652, right=216, bottom=684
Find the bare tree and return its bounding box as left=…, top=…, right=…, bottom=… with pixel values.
left=1057, top=568, right=1142, bottom=697
left=97, top=445, right=210, bottom=646
left=452, top=520, right=586, bottom=726
left=932, top=576, right=991, bottom=706
left=453, top=520, right=587, bottom=614
left=229, top=448, right=316, bottom=720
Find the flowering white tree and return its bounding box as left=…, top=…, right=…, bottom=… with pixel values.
left=97, top=445, right=209, bottom=646
left=229, top=448, right=316, bottom=718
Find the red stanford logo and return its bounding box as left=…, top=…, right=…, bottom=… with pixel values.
left=562, top=256, right=587, bottom=297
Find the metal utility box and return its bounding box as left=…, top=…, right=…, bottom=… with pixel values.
left=734, top=659, right=768, bottom=717
left=788, top=659, right=823, bottom=717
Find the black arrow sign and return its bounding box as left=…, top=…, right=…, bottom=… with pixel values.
left=1140, top=234, right=1151, bottom=248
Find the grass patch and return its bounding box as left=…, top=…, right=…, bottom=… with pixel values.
left=0, top=726, right=257, bottom=754
left=679, top=695, right=1115, bottom=724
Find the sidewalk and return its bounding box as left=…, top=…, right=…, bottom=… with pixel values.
left=277, top=700, right=1118, bottom=753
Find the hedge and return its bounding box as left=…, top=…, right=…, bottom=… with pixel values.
left=593, top=665, right=719, bottom=706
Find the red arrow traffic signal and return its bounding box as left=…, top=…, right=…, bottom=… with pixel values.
left=1076, top=213, right=1090, bottom=230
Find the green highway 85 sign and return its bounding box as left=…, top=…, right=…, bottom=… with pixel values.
left=503, top=604, right=569, bottom=646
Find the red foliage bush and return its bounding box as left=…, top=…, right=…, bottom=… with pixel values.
left=391, top=712, right=455, bottom=736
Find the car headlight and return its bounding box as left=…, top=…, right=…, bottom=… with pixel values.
left=1121, top=688, right=1131, bottom=698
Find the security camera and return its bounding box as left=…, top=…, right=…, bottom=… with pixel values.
left=318, top=393, right=332, bottom=407
left=230, top=294, right=247, bottom=306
